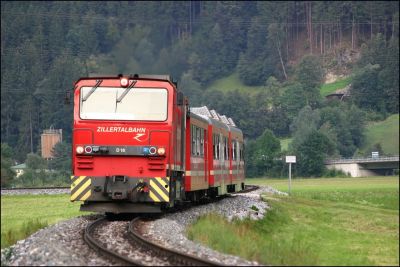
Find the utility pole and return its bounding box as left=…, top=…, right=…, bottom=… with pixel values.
left=288, top=162, right=292, bottom=194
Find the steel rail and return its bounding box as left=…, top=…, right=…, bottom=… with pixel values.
left=84, top=217, right=142, bottom=266
left=128, top=217, right=223, bottom=266
left=229, top=184, right=260, bottom=195
left=238, top=184, right=260, bottom=194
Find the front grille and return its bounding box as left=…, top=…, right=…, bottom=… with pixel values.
left=76, top=156, right=94, bottom=169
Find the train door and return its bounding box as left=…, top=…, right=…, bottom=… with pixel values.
left=202, top=128, right=207, bottom=183
left=219, top=133, right=226, bottom=195
left=235, top=140, right=240, bottom=180
left=234, top=139, right=239, bottom=180
left=197, top=126, right=207, bottom=185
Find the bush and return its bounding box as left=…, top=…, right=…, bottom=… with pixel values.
left=323, top=169, right=350, bottom=178
left=11, top=170, right=70, bottom=188
left=1, top=219, right=48, bottom=248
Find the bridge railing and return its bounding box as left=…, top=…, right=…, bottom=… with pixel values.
left=325, top=156, right=399, bottom=164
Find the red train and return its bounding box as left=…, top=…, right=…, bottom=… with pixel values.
left=70, top=74, right=245, bottom=213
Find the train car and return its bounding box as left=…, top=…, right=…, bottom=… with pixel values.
left=70, top=74, right=244, bottom=214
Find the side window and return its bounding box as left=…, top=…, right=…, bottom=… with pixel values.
left=200, top=129, right=204, bottom=156
left=213, top=134, right=216, bottom=159
left=239, top=142, right=243, bottom=161
left=236, top=141, right=239, bottom=161
left=196, top=127, right=200, bottom=156
left=191, top=125, right=196, bottom=156
left=232, top=140, right=236, bottom=161
left=213, top=134, right=219, bottom=160
left=226, top=137, right=229, bottom=160
left=217, top=135, right=220, bottom=160
left=223, top=137, right=227, bottom=160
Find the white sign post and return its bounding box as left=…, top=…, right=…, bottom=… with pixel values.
left=285, top=156, right=296, bottom=195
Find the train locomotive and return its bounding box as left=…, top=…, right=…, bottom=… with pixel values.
left=70, top=74, right=245, bottom=213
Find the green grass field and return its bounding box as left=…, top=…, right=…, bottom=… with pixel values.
left=280, top=138, right=292, bottom=151
left=206, top=72, right=265, bottom=94
left=320, top=76, right=352, bottom=97
left=1, top=194, right=89, bottom=249
left=361, top=114, right=399, bottom=155
left=208, top=73, right=353, bottom=96
left=187, top=177, right=399, bottom=266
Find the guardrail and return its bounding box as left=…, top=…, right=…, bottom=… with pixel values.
left=325, top=156, right=399, bottom=164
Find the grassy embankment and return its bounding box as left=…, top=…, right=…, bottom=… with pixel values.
left=280, top=137, right=292, bottom=151
left=187, top=177, right=399, bottom=266
left=360, top=114, right=399, bottom=155
left=206, top=72, right=264, bottom=94
left=208, top=72, right=352, bottom=96
left=320, top=76, right=352, bottom=97
left=1, top=194, right=89, bottom=249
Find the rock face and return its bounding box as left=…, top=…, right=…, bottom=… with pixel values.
left=325, top=72, right=342, bottom=84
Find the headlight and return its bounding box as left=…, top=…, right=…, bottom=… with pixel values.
left=76, top=146, right=84, bottom=154
left=157, top=147, right=166, bottom=155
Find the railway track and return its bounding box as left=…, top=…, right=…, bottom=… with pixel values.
left=0, top=184, right=257, bottom=193
left=84, top=217, right=142, bottom=266
left=237, top=184, right=259, bottom=194
left=128, top=217, right=222, bottom=266
left=1, top=186, right=70, bottom=195
left=1, top=186, right=69, bottom=190
left=82, top=186, right=260, bottom=266
left=84, top=216, right=223, bottom=266
left=1, top=185, right=258, bottom=197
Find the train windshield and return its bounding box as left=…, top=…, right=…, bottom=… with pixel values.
left=79, top=87, right=168, bottom=121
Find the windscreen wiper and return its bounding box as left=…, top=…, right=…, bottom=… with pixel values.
left=82, top=79, right=103, bottom=101
left=117, top=80, right=137, bottom=103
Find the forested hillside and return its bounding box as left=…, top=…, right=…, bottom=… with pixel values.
left=1, top=1, right=399, bottom=184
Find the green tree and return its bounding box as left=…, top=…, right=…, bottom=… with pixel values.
left=295, top=130, right=335, bottom=177
left=319, top=104, right=365, bottom=157
left=190, top=23, right=228, bottom=84
left=179, top=72, right=203, bottom=107
left=279, top=82, right=308, bottom=121
left=354, top=34, right=399, bottom=114
left=351, top=64, right=384, bottom=112
left=289, top=106, right=321, bottom=151
left=49, top=142, right=71, bottom=172
left=264, top=76, right=282, bottom=107
left=294, top=55, right=324, bottom=108
left=378, top=37, right=399, bottom=113
left=248, top=129, right=281, bottom=177
left=1, top=143, right=16, bottom=187
left=26, top=153, right=46, bottom=170
left=237, top=17, right=269, bottom=86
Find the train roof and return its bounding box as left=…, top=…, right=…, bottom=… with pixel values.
left=190, top=106, right=242, bottom=134
left=77, top=74, right=177, bottom=86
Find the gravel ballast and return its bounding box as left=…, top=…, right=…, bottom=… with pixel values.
left=1, top=188, right=70, bottom=196
left=1, top=185, right=286, bottom=266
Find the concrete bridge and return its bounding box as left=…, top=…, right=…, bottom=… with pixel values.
left=325, top=156, right=399, bottom=177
